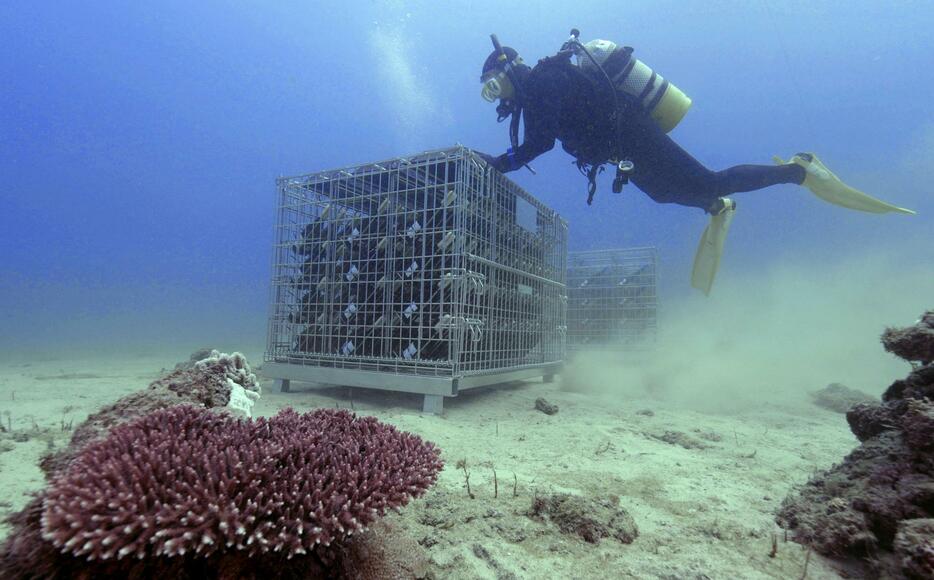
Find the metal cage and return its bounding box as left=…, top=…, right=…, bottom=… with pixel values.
left=566, top=247, right=657, bottom=352
left=264, top=146, right=568, bottom=413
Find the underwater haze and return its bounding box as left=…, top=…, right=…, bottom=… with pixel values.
left=2, top=0, right=932, bottom=361
left=3, top=2, right=934, bottom=578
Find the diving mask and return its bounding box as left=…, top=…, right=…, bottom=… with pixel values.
left=480, top=70, right=513, bottom=102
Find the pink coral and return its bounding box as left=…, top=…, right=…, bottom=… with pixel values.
left=40, top=406, right=442, bottom=563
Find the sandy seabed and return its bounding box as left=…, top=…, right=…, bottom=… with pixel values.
left=0, top=349, right=866, bottom=580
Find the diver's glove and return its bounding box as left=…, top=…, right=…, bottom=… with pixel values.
left=474, top=151, right=499, bottom=169
left=774, top=153, right=915, bottom=215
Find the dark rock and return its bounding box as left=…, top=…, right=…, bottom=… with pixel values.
left=847, top=402, right=896, bottom=442
left=528, top=493, right=638, bottom=544
left=653, top=430, right=709, bottom=450
left=534, top=397, right=558, bottom=415
left=811, top=383, right=877, bottom=414
left=779, top=311, right=934, bottom=579
left=893, top=518, right=934, bottom=579
left=882, top=311, right=934, bottom=365
left=901, top=399, right=934, bottom=452
left=636, top=409, right=654, bottom=417
left=884, top=364, right=934, bottom=403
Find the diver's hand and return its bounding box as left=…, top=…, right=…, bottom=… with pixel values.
left=474, top=151, right=499, bottom=168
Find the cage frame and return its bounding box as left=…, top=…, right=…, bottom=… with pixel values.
left=565, top=247, right=658, bottom=353
left=264, top=146, right=568, bottom=413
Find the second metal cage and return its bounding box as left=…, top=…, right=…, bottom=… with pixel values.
left=566, top=247, right=658, bottom=351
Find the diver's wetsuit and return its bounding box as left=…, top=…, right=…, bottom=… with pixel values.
left=488, top=53, right=806, bottom=211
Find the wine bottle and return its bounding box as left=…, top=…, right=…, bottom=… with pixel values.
left=291, top=218, right=330, bottom=256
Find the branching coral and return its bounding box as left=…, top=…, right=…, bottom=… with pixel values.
left=40, top=406, right=443, bottom=564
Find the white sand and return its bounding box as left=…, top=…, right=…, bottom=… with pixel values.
left=4, top=254, right=929, bottom=578
left=0, top=347, right=863, bottom=579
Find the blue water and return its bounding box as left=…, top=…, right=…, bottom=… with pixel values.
left=2, top=0, right=932, bottom=355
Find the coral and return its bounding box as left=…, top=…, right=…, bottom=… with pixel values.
left=174, top=347, right=219, bottom=371
left=0, top=490, right=327, bottom=580
left=810, top=382, right=876, bottom=414
left=148, top=351, right=260, bottom=411
left=40, top=406, right=442, bottom=564
left=38, top=351, right=260, bottom=479
left=778, top=312, right=934, bottom=578
left=528, top=493, right=638, bottom=544
left=3, top=347, right=440, bottom=580
left=882, top=311, right=934, bottom=366
left=226, top=383, right=261, bottom=419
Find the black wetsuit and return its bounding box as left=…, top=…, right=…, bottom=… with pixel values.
left=488, top=52, right=805, bottom=211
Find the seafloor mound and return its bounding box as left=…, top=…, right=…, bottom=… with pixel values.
left=778, top=311, right=934, bottom=579
left=38, top=350, right=261, bottom=477
left=0, top=351, right=442, bottom=579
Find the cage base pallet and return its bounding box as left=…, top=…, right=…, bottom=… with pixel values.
left=264, top=361, right=561, bottom=414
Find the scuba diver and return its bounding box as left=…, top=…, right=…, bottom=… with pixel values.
left=477, top=31, right=915, bottom=294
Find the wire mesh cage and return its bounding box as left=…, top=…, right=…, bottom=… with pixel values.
left=264, top=146, right=568, bottom=411
left=566, top=247, right=657, bottom=352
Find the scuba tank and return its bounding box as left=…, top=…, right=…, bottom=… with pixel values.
left=574, top=38, right=691, bottom=133
left=558, top=29, right=691, bottom=203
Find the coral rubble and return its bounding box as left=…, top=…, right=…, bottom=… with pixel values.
left=534, top=397, right=559, bottom=415
left=529, top=493, right=638, bottom=544
left=778, top=312, right=934, bottom=578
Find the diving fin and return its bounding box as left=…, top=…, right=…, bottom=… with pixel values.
left=691, top=198, right=736, bottom=296
left=773, top=153, right=915, bottom=215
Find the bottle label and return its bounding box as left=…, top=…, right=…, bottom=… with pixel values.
left=343, top=303, right=358, bottom=319
left=402, top=342, right=418, bottom=360
left=341, top=340, right=355, bottom=356
left=406, top=220, right=422, bottom=238
left=403, top=302, right=418, bottom=318
left=405, top=260, right=420, bottom=277
left=345, top=265, right=359, bottom=282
